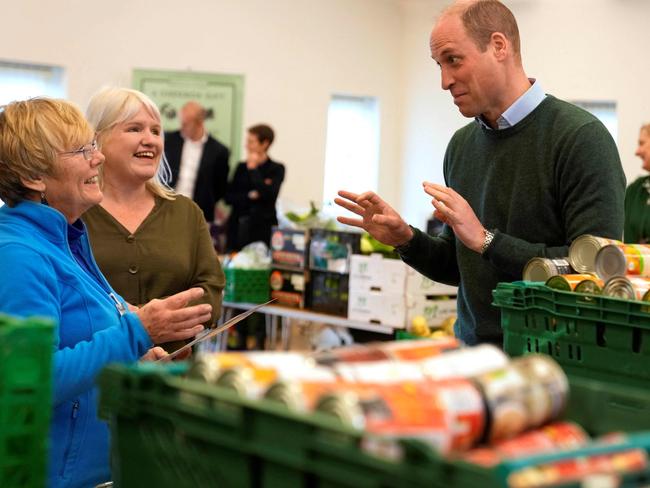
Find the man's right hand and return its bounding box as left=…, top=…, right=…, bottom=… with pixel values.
left=135, top=288, right=211, bottom=344
left=334, top=190, right=413, bottom=247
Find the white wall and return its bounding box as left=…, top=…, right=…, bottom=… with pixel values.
left=3, top=0, right=650, bottom=226
left=0, top=0, right=404, bottom=213
left=398, top=0, right=650, bottom=227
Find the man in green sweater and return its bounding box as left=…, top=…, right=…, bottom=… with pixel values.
left=336, top=0, right=625, bottom=346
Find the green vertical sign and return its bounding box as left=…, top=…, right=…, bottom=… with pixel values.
left=132, top=69, right=244, bottom=167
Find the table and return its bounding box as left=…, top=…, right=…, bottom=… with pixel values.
left=202, top=301, right=401, bottom=352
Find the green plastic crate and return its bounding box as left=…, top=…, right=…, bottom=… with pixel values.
left=494, top=281, right=650, bottom=433
left=98, top=362, right=650, bottom=488
left=494, top=281, right=650, bottom=388
left=0, top=314, right=55, bottom=488
left=224, top=268, right=270, bottom=303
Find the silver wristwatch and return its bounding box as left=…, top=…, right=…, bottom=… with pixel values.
left=481, top=229, right=495, bottom=254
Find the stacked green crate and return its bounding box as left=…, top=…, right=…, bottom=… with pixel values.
left=0, top=315, right=54, bottom=488
left=493, top=281, right=650, bottom=434
left=98, top=362, right=650, bottom=488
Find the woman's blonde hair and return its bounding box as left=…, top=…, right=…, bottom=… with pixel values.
left=641, top=123, right=650, bottom=137
left=0, top=98, right=93, bottom=206
left=86, top=87, right=175, bottom=200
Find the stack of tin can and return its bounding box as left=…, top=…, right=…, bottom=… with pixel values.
left=523, top=234, right=650, bottom=301
left=187, top=339, right=569, bottom=456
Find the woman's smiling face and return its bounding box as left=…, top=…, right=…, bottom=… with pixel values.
left=99, top=104, right=163, bottom=184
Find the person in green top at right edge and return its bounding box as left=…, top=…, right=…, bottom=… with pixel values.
left=335, top=0, right=625, bottom=347
left=624, top=124, right=650, bottom=243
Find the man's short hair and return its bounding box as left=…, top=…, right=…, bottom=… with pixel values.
left=457, top=0, right=521, bottom=60
left=182, top=101, right=207, bottom=122
left=248, top=124, right=275, bottom=147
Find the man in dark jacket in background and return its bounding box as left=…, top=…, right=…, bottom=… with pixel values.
left=165, top=101, right=230, bottom=222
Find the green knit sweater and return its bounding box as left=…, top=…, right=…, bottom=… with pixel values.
left=624, top=176, right=650, bottom=243
left=400, top=95, right=625, bottom=345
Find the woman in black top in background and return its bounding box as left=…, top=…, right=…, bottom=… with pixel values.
left=226, top=124, right=285, bottom=251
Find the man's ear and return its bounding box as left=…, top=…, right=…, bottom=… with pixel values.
left=490, top=31, right=508, bottom=61
left=20, top=176, right=46, bottom=193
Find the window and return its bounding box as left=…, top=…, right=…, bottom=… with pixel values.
left=322, top=95, right=380, bottom=207
left=0, top=61, right=65, bottom=206
left=0, top=60, right=65, bottom=105
left=571, top=100, right=617, bottom=141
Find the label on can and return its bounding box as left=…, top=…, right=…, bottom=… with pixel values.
left=546, top=274, right=602, bottom=292
left=507, top=448, right=647, bottom=488
left=475, top=366, right=529, bottom=442
left=460, top=421, right=588, bottom=468
left=316, top=382, right=455, bottom=454
left=420, top=344, right=509, bottom=381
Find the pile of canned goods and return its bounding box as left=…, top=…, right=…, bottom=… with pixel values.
left=186, top=339, right=648, bottom=485
left=188, top=339, right=568, bottom=454
left=523, top=234, right=650, bottom=300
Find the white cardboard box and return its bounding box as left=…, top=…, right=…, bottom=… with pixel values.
left=405, top=268, right=458, bottom=297
left=405, top=295, right=457, bottom=328
left=348, top=289, right=406, bottom=328
left=349, top=254, right=407, bottom=294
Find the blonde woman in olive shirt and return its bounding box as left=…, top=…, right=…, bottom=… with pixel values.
left=83, top=87, right=225, bottom=352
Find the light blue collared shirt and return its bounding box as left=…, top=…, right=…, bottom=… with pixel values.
left=476, top=78, right=546, bottom=130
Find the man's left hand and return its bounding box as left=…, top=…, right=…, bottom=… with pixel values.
left=423, top=182, right=486, bottom=253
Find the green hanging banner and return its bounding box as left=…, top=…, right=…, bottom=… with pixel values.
left=132, top=68, right=244, bottom=167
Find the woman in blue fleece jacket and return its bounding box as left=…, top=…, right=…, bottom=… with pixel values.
left=0, top=98, right=213, bottom=488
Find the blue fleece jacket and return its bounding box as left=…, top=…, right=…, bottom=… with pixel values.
left=0, top=201, right=153, bottom=488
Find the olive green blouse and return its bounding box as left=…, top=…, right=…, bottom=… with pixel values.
left=624, top=176, right=650, bottom=244
left=82, top=194, right=225, bottom=349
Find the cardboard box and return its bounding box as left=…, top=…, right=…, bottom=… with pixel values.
left=405, top=268, right=458, bottom=297
left=269, top=268, right=306, bottom=308
left=270, top=227, right=309, bottom=269
left=405, top=296, right=457, bottom=328
left=347, top=289, right=406, bottom=328
left=348, top=254, right=407, bottom=294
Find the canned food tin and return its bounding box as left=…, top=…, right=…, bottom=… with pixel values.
left=314, top=337, right=459, bottom=366
left=603, top=275, right=650, bottom=301
left=187, top=353, right=223, bottom=383
left=188, top=352, right=318, bottom=384
left=335, top=360, right=427, bottom=383
left=545, top=274, right=603, bottom=294
left=523, top=258, right=573, bottom=282
left=419, top=344, right=510, bottom=381
left=379, top=337, right=460, bottom=361
left=474, top=354, right=568, bottom=443
left=434, top=379, right=486, bottom=451
left=595, top=243, right=650, bottom=281
left=315, top=383, right=458, bottom=454
left=512, top=355, right=569, bottom=428
left=215, top=366, right=260, bottom=397
left=264, top=379, right=337, bottom=411
left=460, top=422, right=588, bottom=468
left=313, top=345, right=390, bottom=365
left=507, top=448, right=647, bottom=488
left=569, top=235, right=622, bottom=274
left=474, top=366, right=529, bottom=442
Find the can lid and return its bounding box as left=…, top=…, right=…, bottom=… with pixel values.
left=594, top=245, right=626, bottom=281
left=523, top=258, right=554, bottom=282
left=315, top=391, right=366, bottom=430
left=603, top=276, right=636, bottom=300
left=569, top=235, right=601, bottom=273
